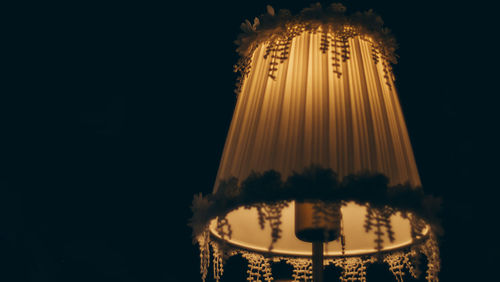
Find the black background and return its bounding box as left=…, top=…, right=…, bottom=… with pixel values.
left=2, top=0, right=498, bottom=281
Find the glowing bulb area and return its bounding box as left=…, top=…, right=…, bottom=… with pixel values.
left=210, top=201, right=429, bottom=257
left=214, top=31, right=421, bottom=192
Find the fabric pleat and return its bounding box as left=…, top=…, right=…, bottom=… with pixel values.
left=215, top=32, right=420, bottom=191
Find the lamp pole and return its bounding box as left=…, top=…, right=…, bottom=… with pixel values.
left=312, top=241, right=324, bottom=282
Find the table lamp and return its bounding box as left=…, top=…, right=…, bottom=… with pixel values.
left=190, top=3, right=440, bottom=281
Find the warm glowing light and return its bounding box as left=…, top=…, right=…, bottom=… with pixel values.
left=215, top=32, right=420, bottom=193
left=210, top=201, right=428, bottom=256
left=191, top=9, right=441, bottom=280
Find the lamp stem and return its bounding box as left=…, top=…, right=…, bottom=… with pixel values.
left=312, top=241, right=324, bottom=282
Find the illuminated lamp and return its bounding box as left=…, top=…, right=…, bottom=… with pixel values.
left=190, top=3, right=441, bottom=282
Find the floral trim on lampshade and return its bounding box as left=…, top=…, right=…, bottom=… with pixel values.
left=190, top=165, right=441, bottom=244
left=233, top=3, right=398, bottom=94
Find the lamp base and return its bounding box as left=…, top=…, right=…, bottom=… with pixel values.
left=296, top=228, right=339, bottom=243
left=294, top=201, right=341, bottom=242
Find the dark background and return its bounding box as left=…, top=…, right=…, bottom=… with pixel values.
left=2, top=0, right=497, bottom=281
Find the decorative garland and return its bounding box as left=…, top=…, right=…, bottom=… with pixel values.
left=190, top=165, right=441, bottom=281
left=233, top=3, right=399, bottom=94
left=199, top=227, right=440, bottom=282
left=189, top=165, right=442, bottom=241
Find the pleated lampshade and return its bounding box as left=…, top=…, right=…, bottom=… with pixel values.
left=190, top=4, right=440, bottom=282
